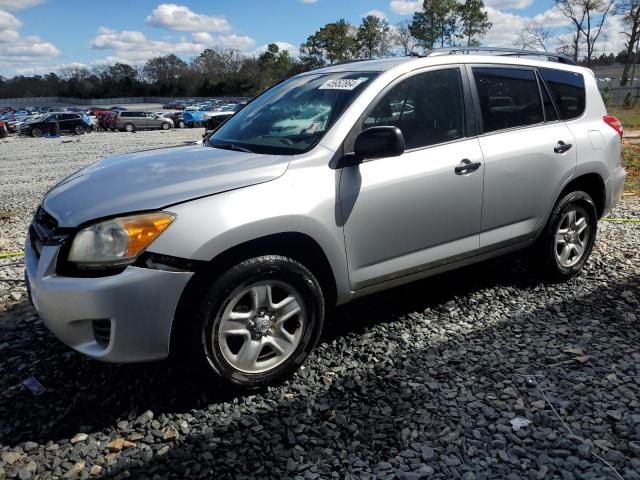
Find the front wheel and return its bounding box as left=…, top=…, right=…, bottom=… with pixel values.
left=178, top=120, right=185, bottom=128
left=124, top=123, right=135, bottom=133
left=74, top=125, right=85, bottom=135
left=533, top=190, right=597, bottom=281
left=192, top=256, right=325, bottom=389
left=161, top=122, right=170, bottom=130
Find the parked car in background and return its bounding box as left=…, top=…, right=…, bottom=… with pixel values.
left=97, top=112, right=115, bottom=131
left=181, top=111, right=211, bottom=128
left=110, top=106, right=128, bottom=111
left=165, top=111, right=186, bottom=128
left=202, top=111, right=234, bottom=137
left=89, top=108, right=112, bottom=117
left=112, top=111, right=173, bottom=132
left=163, top=101, right=186, bottom=110
left=20, top=112, right=89, bottom=137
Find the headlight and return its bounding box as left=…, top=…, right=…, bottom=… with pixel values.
left=68, top=212, right=175, bottom=268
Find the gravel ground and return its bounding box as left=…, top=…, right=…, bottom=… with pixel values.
left=0, top=133, right=639, bottom=479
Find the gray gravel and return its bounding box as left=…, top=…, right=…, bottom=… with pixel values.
left=0, top=133, right=639, bottom=479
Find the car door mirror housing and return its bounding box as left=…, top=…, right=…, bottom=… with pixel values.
left=337, top=126, right=405, bottom=169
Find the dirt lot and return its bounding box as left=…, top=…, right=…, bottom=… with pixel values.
left=0, top=131, right=639, bottom=479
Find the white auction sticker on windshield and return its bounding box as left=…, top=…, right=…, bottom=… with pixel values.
left=319, top=78, right=367, bottom=90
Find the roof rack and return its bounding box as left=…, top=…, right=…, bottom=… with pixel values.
left=413, top=46, right=576, bottom=65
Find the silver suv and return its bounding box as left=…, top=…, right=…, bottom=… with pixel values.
left=112, top=111, right=173, bottom=132
left=25, top=48, right=625, bottom=388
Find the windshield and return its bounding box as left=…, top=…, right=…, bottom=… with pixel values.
left=207, top=72, right=378, bottom=155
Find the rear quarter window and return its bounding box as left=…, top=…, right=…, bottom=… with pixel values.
left=539, top=68, right=585, bottom=120
left=472, top=67, right=543, bottom=133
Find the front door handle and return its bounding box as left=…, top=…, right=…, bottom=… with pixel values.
left=554, top=141, right=573, bottom=154
left=455, top=159, right=482, bottom=175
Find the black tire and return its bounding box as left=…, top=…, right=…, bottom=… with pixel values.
left=124, top=123, right=135, bottom=133
left=533, top=190, right=597, bottom=281
left=178, top=120, right=185, bottom=129
left=161, top=122, right=170, bottom=130
left=191, top=255, right=325, bottom=389
left=74, top=125, right=85, bottom=135
left=31, top=128, right=42, bottom=138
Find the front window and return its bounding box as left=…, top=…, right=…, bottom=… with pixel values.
left=207, top=72, right=379, bottom=155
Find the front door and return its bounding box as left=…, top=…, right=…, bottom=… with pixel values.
left=340, top=67, right=485, bottom=290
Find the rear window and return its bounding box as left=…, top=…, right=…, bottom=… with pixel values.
left=539, top=68, right=585, bottom=120
left=472, top=67, right=543, bottom=133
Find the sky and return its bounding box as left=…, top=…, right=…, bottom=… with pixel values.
left=0, top=0, right=629, bottom=77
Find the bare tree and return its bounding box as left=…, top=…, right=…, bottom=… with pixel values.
left=515, top=23, right=551, bottom=51
left=393, top=21, right=417, bottom=55
left=618, top=0, right=640, bottom=85
left=555, top=0, right=615, bottom=65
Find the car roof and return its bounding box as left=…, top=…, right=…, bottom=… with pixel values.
left=305, top=52, right=590, bottom=77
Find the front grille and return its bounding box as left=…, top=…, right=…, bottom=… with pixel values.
left=92, top=320, right=111, bottom=348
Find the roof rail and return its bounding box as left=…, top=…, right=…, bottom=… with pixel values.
left=419, top=46, right=577, bottom=65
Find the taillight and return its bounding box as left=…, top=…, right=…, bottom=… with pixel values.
left=603, top=115, right=623, bottom=139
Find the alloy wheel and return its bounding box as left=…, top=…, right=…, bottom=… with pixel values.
left=555, top=207, right=590, bottom=268
left=216, top=281, right=306, bottom=374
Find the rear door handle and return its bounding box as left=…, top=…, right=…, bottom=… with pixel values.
left=554, top=141, right=573, bottom=154
left=455, top=159, right=482, bottom=175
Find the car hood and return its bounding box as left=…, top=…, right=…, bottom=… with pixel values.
left=43, top=144, right=291, bottom=227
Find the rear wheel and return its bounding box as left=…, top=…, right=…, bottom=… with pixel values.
left=161, top=122, right=170, bottom=130
left=124, top=123, right=135, bottom=133
left=74, top=125, right=85, bottom=135
left=31, top=127, right=43, bottom=138
left=533, top=190, right=597, bottom=281
left=178, top=120, right=185, bottom=129
left=191, top=255, right=325, bottom=389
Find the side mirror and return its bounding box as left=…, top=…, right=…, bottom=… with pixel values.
left=335, top=126, right=405, bottom=168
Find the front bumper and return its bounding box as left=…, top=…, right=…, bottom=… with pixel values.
left=24, top=231, right=193, bottom=363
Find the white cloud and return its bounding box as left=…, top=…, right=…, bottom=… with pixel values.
left=364, top=9, right=387, bottom=20
left=0, top=9, right=21, bottom=30
left=484, top=0, right=533, bottom=9
left=481, top=7, right=529, bottom=48
left=254, top=41, right=300, bottom=57
left=0, top=0, right=46, bottom=11
left=146, top=3, right=230, bottom=32
left=389, top=0, right=421, bottom=15
left=90, top=27, right=255, bottom=64
left=531, top=7, right=571, bottom=29
left=0, top=8, right=59, bottom=76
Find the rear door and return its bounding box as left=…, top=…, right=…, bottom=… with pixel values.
left=59, top=113, right=76, bottom=131
left=340, top=66, right=485, bottom=290
left=469, top=65, right=577, bottom=249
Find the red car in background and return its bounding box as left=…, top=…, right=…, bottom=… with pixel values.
left=97, top=111, right=117, bottom=131
left=89, top=108, right=112, bottom=117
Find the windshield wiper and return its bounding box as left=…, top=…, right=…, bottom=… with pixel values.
left=210, top=143, right=254, bottom=153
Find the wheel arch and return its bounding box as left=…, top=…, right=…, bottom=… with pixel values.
left=170, top=232, right=338, bottom=355
left=558, top=172, right=606, bottom=218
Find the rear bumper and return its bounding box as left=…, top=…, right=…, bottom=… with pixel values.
left=604, top=165, right=626, bottom=215
left=24, top=231, right=193, bottom=363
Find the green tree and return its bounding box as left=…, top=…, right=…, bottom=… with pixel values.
left=409, top=0, right=459, bottom=50
left=256, top=43, right=295, bottom=90
left=457, top=0, right=491, bottom=46
left=300, top=19, right=358, bottom=65
left=299, top=32, right=326, bottom=69
left=357, top=15, right=391, bottom=59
